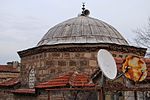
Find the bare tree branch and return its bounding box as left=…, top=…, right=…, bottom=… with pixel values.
left=134, top=17, right=150, bottom=50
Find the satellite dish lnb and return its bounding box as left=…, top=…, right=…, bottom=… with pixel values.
left=97, top=49, right=117, bottom=80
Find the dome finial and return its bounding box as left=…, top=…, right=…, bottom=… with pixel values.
left=81, top=3, right=90, bottom=16
left=82, top=2, right=85, bottom=12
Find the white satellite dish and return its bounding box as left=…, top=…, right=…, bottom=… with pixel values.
left=97, top=49, right=117, bottom=80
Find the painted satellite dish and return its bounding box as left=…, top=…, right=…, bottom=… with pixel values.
left=97, top=49, right=117, bottom=80
left=122, top=55, right=147, bottom=82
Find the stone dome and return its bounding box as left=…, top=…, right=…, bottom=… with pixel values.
left=37, top=16, right=129, bottom=46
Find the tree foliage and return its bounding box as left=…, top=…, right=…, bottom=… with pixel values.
left=134, top=18, right=150, bottom=49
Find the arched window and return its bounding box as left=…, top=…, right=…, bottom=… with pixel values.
left=29, top=68, right=35, bottom=88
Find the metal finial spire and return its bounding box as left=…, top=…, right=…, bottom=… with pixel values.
left=82, top=2, right=85, bottom=12
left=81, top=3, right=90, bottom=16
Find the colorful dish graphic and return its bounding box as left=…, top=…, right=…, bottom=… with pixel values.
left=122, top=55, right=147, bottom=82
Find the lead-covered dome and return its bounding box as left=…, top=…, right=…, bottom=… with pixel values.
left=37, top=16, right=129, bottom=46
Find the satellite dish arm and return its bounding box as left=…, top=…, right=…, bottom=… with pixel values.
left=114, top=66, right=131, bottom=80
left=125, top=66, right=131, bottom=73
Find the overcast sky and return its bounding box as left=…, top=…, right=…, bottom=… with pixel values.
left=0, top=0, right=150, bottom=64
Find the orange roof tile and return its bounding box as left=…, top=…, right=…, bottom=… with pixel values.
left=35, top=71, right=95, bottom=89
left=0, top=78, right=20, bottom=87
left=0, top=65, right=19, bottom=73
left=11, top=89, right=35, bottom=94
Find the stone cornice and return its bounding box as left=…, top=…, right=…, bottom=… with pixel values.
left=18, top=43, right=147, bottom=58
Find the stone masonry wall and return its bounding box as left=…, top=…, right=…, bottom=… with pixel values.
left=0, top=91, right=14, bottom=100
left=20, top=50, right=130, bottom=88
left=21, top=51, right=98, bottom=87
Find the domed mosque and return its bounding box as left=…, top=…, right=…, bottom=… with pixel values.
left=6, top=4, right=150, bottom=100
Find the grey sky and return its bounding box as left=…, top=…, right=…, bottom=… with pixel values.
left=0, top=0, right=150, bottom=64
